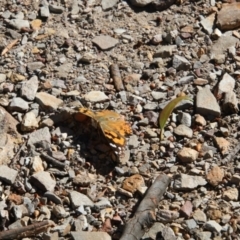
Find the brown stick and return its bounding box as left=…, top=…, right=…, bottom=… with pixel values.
left=120, top=174, right=171, bottom=240
left=110, top=64, right=124, bottom=91
left=0, top=220, right=54, bottom=239
left=1, top=39, right=19, bottom=56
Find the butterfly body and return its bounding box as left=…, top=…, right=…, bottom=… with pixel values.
left=74, top=108, right=132, bottom=156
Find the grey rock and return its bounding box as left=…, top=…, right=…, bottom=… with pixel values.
left=210, top=35, right=239, bottom=58
left=193, top=209, right=207, bottom=223
left=174, top=124, right=193, bottom=138
left=35, top=92, right=63, bottom=110
left=69, top=191, right=94, bottom=208
left=200, top=13, right=216, bottom=34
left=204, top=220, right=222, bottom=233
left=185, top=219, right=197, bottom=230
left=143, top=102, right=158, bottom=110
left=56, top=62, right=72, bottom=78
left=130, top=0, right=153, bottom=7
left=218, top=72, right=235, bottom=94
left=44, top=191, right=62, bottom=205
left=145, top=128, right=158, bottom=138
left=84, top=91, right=109, bottom=103
left=177, top=112, right=192, bottom=127
left=95, top=198, right=112, bottom=208
left=173, top=174, right=207, bottom=190
left=71, top=232, right=111, bottom=240
left=40, top=5, right=50, bottom=18
left=0, top=74, right=6, bottom=83
left=52, top=205, right=68, bottom=218
left=6, top=19, right=30, bottom=30
left=20, top=76, right=39, bottom=101
left=30, top=171, right=56, bottom=192
left=172, top=55, right=191, bottom=70
left=128, top=135, right=139, bottom=148
left=151, top=91, right=167, bottom=101
left=195, top=231, right=212, bottom=240
left=28, top=127, right=51, bottom=146
left=102, top=0, right=118, bottom=10
left=161, top=226, right=177, bottom=240
left=196, top=87, right=221, bottom=119
left=9, top=97, right=29, bottom=112
left=27, top=62, right=45, bottom=72
left=1, top=10, right=11, bottom=19
left=49, top=4, right=64, bottom=13
left=178, top=76, right=194, bottom=85
left=92, top=35, right=118, bottom=50
left=153, top=45, right=177, bottom=58
left=0, top=165, right=18, bottom=184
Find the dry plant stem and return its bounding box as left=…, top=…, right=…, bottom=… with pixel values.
left=120, top=174, right=171, bottom=240
left=1, top=39, right=19, bottom=56
left=0, top=220, right=54, bottom=239
left=110, top=64, right=124, bottom=91
left=40, top=153, right=66, bottom=169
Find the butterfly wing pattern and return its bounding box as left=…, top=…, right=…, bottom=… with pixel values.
left=75, top=108, right=132, bottom=158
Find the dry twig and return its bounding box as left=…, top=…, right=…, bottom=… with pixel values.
left=0, top=220, right=54, bottom=239
left=120, top=174, right=171, bottom=240
left=1, top=39, right=19, bottom=56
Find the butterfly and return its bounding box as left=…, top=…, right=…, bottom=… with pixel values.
left=74, top=108, right=132, bottom=158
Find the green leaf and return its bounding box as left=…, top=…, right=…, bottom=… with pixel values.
left=159, top=95, right=192, bottom=140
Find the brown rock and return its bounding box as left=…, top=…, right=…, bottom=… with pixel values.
left=223, top=188, right=238, bottom=201
left=177, top=147, right=199, bottom=163
left=214, top=137, right=230, bottom=155
left=180, top=200, right=193, bottom=218
left=122, top=174, right=145, bottom=194
left=207, top=209, right=222, bottom=221
left=8, top=193, right=23, bottom=205
left=217, top=3, right=240, bottom=31
left=206, top=166, right=224, bottom=186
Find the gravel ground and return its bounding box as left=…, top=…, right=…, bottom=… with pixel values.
left=0, top=0, right=240, bottom=239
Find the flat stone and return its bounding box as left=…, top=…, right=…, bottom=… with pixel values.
left=217, top=73, right=235, bottom=95
left=27, top=62, right=45, bottom=72
left=177, top=112, right=192, bottom=127
left=157, top=209, right=179, bottom=222
left=217, top=3, right=240, bottom=30
left=40, top=5, right=50, bottom=18
left=30, top=171, right=56, bottom=192
left=195, top=114, right=206, bottom=126
left=151, top=91, right=167, bottom=101
left=196, top=87, right=221, bottom=119
left=101, top=0, right=118, bottom=10
left=180, top=200, right=193, bottom=217
left=161, top=226, right=177, bottom=240
left=173, top=174, right=207, bottom=190
left=21, top=111, right=39, bottom=132
left=195, top=231, right=212, bottom=240
left=223, top=188, right=238, bottom=201
left=177, top=147, right=199, bottom=163
left=193, top=209, right=207, bottom=223
left=20, top=76, right=39, bottom=101
left=9, top=97, right=29, bottom=112
left=36, top=92, right=63, bottom=110
left=174, top=124, right=193, bottom=138
left=0, top=165, right=18, bottom=184
left=44, top=191, right=62, bottom=205
left=28, top=127, right=51, bottom=146
left=206, top=166, right=224, bottom=186
left=172, top=55, right=191, bottom=70
left=204, top=220, right=222, bottom=233
left=130, top=0, right=153, bottom=7
left=122, top=174, right=145, bottom=194
left=178, top=76, right=194, bottom=85
left=71, top=232, right=111, bottom=240
left=32, top=156, right=44, bottom=172
left=69, top=191, right=94, bottom=208
left=128, top=135, right=139, bottom=148
left=84, top=91, right=109, bottom=102
left=210, top=35, right=239, bottom=58
left=214, top=137, right=230, bottom=155
left=56, top=62, right=72, bottom=79
left=92, top=35, right=118, bottom=50
left=49, top=4, right=64, bottom=13
left=143, top=102, right=158, bottom=110
left=6, top=19, right=30, bottom=30
left=185, top=219, right=197, bottom=230
left=200, top=13, right=216, bottom=34
left=194, top=78, right=209, bottom=86
left=0, top=74, right=6, bottom=83
left=153, top=45, right=177, bottom=58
